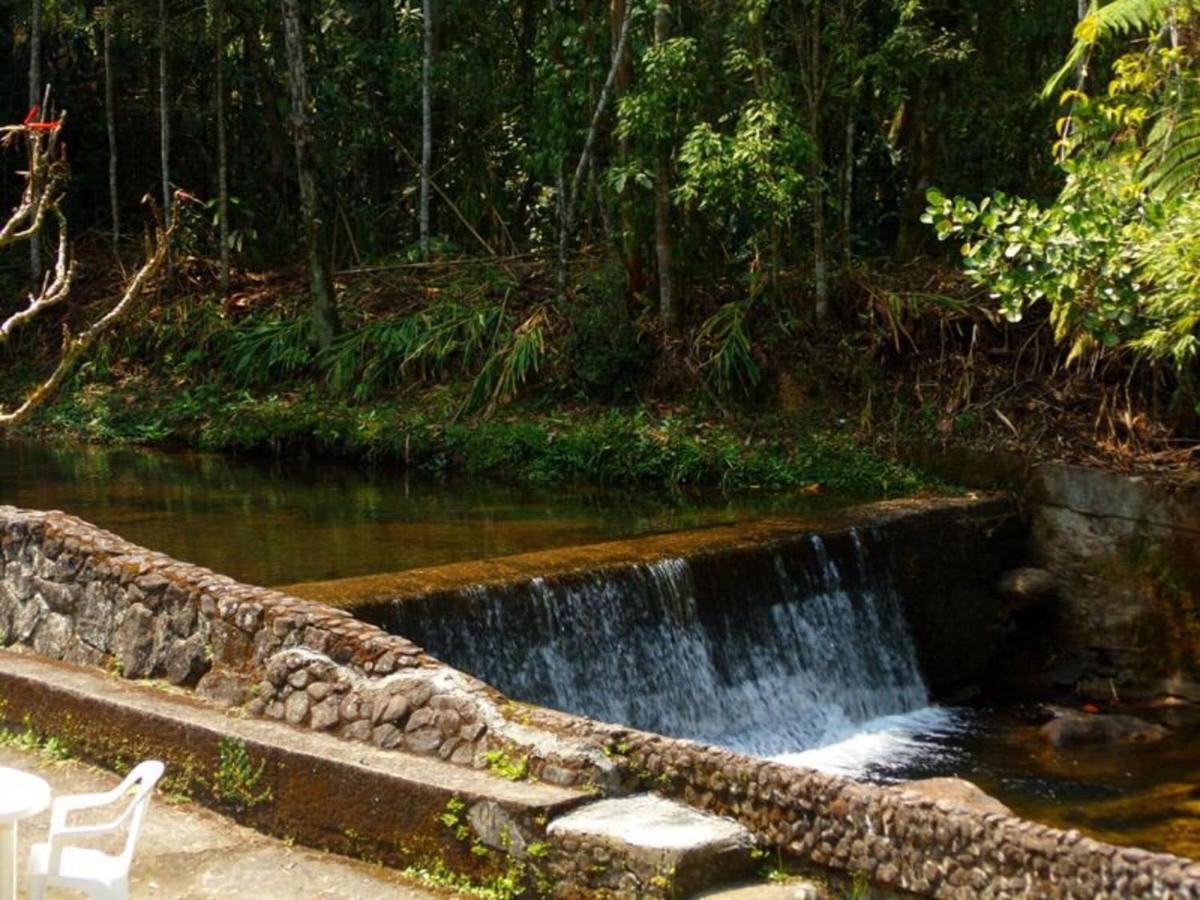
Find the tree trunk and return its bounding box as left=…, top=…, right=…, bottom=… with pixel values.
left=557, top=1, right=633, bottom=297
left=104, top=4, right=120, bottom=250
left=808, top=2, right=828, bottom=320
left=653, top=1, right=677, bottom=333
left=159, top=0, right=170, bottom=222
left=280, top=0, right=339, bottom=349
left=841, top=84, right=856, bottom=260
left=29, top=0, right=42, bottom=284
left=420, top=0, right=433, bottom=256
left=611, top=0, right=643, bottom=297
left=233, top=4, right=288, bottom=191
left=214, top=0, right=230, bottom=295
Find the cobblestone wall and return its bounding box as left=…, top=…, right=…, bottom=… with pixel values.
left=0, top=506, right=614, bottom=788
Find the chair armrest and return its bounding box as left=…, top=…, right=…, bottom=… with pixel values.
left=49, top=792, right=114, bottom=831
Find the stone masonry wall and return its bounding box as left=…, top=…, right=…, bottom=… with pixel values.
left=0, top=506, right=616, bottom=789
left=3, top=504, right=1200, bottom=898
left=555, top=719, right=1200, bottom=899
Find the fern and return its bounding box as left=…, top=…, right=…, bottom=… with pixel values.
left=1044, top=0, right=1183, bottom=97
left=1142, top=111, right=1200, bottom=197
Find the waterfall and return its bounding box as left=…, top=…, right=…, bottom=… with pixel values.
left=389, top=530, right=932, bottom=757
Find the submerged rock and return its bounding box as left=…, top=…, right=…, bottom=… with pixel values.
left=894, top=777, right=1012, bottom=816
left=1040, top=712, right=1169, bottom=747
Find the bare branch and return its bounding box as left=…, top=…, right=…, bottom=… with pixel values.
left=0, top=113, right=177, bottom=428
left=0, top=206, right=174, bottom=427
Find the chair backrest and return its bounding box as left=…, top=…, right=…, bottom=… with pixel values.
left=116, top=760, right=164, bottom=865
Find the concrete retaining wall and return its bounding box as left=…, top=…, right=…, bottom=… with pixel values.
left=1027, top=464, right=1200, bottom=699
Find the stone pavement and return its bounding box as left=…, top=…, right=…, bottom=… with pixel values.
left=0, top=746, right=449, bottom=899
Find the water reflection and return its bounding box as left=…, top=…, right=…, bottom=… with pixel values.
left=0, top=440, right=841, bottom=587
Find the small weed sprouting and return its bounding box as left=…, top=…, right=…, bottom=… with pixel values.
left=484, top=749, right=529, bottom=782
left=213, top=737, right=272, bottom=809
left=0, top=716, right=71, bottom=762
left=440, top=796, right=471, bottom=841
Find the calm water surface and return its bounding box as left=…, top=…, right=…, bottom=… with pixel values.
left=0, top=440, right=843, bottom=587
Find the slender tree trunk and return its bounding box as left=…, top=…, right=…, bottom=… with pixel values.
left=808, top=3, right=828, bottom=320
left=104, top=4, right=120, bottom=250
left=840, top=79, right=858, bottom=260
left=1075, top=0, right=1089, bottom=85
left=557, top=1, right=633, bottom=297
left=29, top=0, right=42, bottom=284
left=420, top=0, right=433, bottom=256
left=159, top=0, right=170, bottom=222
left=281, top=0, right=339, bottom=348
left=214, top=0, right=230, bottom=295
left=611, top=0, right=643, bottom=297
left=653, top=1, right=677, bottom=333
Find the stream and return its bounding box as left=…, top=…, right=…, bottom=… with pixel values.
left=3, top=439, right=1198, bottom=858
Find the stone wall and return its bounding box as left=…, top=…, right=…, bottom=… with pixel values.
left=1027, top=464, right=1200, bottom=699
left=551, top=718, right=1200, bottom=899
left=3, top=503, right=1200, bottom=898
left=0, top=506, right=616, bottom=789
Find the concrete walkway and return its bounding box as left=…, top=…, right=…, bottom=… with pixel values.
left=0, top=747, right=449, bottom=899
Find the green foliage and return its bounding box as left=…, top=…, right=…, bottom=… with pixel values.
left=1046, top=0, right=1188, bottom=97
left=484, top=749, right=530, bottom=782
left=566, top=295, right=647, bottom=401
left=219, top=317, right=315, bottom=387
left=322, top=301, right=505, bottom=399
left=928, top=27, right=1200, bottom=374
left=467, top=308, right=549, bottom=414
left=677, top=100, right=811, bottom=233
left=0, top=716, right=73, bottom=762
left=696, top=301, right=761, bottom=395
left=213, top=737, right=272, bottom=810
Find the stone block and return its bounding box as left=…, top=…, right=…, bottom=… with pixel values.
left=547, top=795, right=755, bottom=898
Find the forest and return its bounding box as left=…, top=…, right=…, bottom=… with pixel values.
left=1, top=0, right=1198, bottom=491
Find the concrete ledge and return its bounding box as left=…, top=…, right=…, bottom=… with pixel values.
left=283, top=496, right=1013, bottom=612
left=0, top=649, right=585, bottom=878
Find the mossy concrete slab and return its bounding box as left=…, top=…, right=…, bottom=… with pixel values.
left=0, top=649, right=585, bottom=878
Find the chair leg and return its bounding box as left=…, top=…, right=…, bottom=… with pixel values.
left=95, top=875, right=129, bottom=900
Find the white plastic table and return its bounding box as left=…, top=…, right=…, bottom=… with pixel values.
left=0, top=767, right=51, bottom=900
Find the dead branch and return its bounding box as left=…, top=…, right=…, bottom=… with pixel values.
left=0, top=115, right=177, bottom=427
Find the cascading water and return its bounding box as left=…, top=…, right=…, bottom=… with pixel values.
left=389, top=529, right=951, bottom=764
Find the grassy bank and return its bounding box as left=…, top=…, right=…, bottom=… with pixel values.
left=31, top=376, right=933, bottom=497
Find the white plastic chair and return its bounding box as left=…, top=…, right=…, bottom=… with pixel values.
left=28, top=760, right=164, bottom=900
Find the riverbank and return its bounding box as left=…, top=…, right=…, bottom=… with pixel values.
left=23, top=375, right=934, bottom=497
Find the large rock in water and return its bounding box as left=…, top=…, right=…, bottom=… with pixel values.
left=1041, top=712, right=1169, bottom=747
left=893, top=777, right=1012, bottom=816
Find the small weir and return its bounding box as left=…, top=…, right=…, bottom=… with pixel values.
left=382, top=529, right=934, bottom=757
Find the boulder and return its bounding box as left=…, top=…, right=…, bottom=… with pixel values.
left=1041, top=712, right=1169, bottom=747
